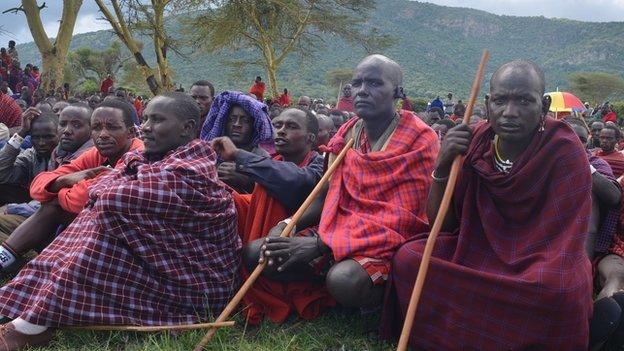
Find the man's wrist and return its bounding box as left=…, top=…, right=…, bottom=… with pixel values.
left=17, top=129, right=28, bottom=138
left=7, top=133, right=24, bottom=149
left=432, top=168, right=450, bottom=181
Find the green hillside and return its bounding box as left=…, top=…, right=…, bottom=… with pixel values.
left=14, top=0, right=624, bottom=100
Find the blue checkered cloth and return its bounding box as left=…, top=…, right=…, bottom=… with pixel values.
left=200, top=91, right=273, bottom=147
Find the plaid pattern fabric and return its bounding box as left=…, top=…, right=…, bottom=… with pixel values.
left=589, top=152, right=622, bottom=253
left=318, top=110, right=438, bottom=265
left=0, top=140, right=241, bottom=326
left=0, top=93, right=22, bottom=128
left=200, top=91, right=273, bottom=147
left=381, top=118, right=593, bottom=350
left=594, top=149, right=624, bottom=178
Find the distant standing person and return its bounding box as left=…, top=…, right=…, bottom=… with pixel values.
left=277, top=88, right=290, bottom=107
left=336, top=83, right=354, bottom=112
left=100, top=74, right=114, bottom=95
left=7, top=41, right=18, bottom=62
left=249, top=76, right=266, bottom=101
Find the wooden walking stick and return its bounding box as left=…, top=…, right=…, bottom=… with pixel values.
left=336, top=81, right=343, bottom=107
left=193, top=138, right=355, bottom=351
left=65, top=321, right=235, bottom=332
left=396, top=49, right=490, bottom=351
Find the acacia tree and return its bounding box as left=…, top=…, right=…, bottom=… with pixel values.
left=568, top=72, right=624, bottom=104
left=94, top=0, right=187, bottom=95
left=65, top=42, right=130, bottom=84
left=14, top=0, right=83, bottom=91
left=187, top=0, right=390, bottom=98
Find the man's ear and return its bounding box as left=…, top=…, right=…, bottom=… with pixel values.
left=394, top=86, right=405, bottom=99
left=542, top=95, right=551, bottom=115
left=182, top=118, right=197, bottom=138
left=484, top=94, right=490, bottom=120
left=308, top=132, right=317, bottom=146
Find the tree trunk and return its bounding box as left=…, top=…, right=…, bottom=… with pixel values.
left=267, top=64, right=279, bottom=100
left=40, top=52, right=64, bottom=92
left=134, top=53, right=161, bottom=95
left=21, top=0, right=82, bottom=93
left=94, top=0, right=163, bottom=96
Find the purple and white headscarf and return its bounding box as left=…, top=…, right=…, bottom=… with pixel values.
left=200, top=91, right=274, bottom=148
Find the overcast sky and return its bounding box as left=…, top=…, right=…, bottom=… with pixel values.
left=0, top=0, right=623, bottom=45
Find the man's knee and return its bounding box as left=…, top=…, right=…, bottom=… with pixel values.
left=242, top=239, right=264, bottom=272
left=326, top=259, right=373, bottom=306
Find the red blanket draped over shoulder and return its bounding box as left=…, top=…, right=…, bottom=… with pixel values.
left=319, top=111, right=438, bottom=266
left=233, top=152, right=335, bottom=325
left=594, top=149, right=624, bottom=179
left=381, top=118, right=593, bottom=350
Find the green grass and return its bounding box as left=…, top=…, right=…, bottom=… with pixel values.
left=24, top=311, right=394, bottom=351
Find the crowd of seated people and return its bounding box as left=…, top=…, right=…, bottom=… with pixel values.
left=0, top=49, right=624, bottom=351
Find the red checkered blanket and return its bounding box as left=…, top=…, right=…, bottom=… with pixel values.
left=0, top=140, right=240, bottom=326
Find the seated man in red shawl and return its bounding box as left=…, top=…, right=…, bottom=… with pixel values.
left=0, top=99, right=143, bottom=278
left=255, top=54, right=438, bottom=313
left=212, top=108, right=325, bottom=324
left=0, top=92, right=240, bottom=350
left=594, top=125, right=624, bottom=180
left=381, top=60, right=593, bottom=350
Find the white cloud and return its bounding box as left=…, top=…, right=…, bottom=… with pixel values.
left=421, top=0, right=624, bottom=21
left=73, top=13, right=112, bottom=36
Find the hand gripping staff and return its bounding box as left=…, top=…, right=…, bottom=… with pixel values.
left=396, top=50, right=490, bottom=351
left=193, top=138, right=355, bottom=351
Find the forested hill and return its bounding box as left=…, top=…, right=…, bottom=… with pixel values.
left=14, top=0, right=624, bottom=100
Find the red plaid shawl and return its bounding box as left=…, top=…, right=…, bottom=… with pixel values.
left=381, top=118, right=593, bottom=350
left=318, top=110, right=438, bottom=265
left=0, top=140, right=241, bottom=326
left=0, top=93, right=21, bottom=128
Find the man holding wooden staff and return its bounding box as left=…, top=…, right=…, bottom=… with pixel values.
left=380, top=60, right=593, bottom=350
left=250, top=54, right=438, bottom=315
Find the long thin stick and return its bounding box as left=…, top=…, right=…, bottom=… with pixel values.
left=193, top=138, right=355, bottom=351
left=64, top=321, right=235, bottom=332
left=396, top=50, right=490, bottom=351
left=336, top=81, right=343, bottom=107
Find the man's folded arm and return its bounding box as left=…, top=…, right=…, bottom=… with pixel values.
left=234, top=150, right=324, bottom=210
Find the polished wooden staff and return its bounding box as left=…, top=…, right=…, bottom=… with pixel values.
left=193, top=138, right=355, bottom=351
left=65, top=321, right=235, bottom=332
left=396, top=49, right=490, bottom=351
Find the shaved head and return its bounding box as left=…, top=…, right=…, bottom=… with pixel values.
left=356, top=54, right=403, bottom=87
left=490, top=60, right=545, bottom=96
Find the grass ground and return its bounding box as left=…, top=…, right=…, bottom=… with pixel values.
left=24, top=311, right=394, bottom=351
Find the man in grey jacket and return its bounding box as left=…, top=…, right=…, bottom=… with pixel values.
left=0, top=108, right=59, bottom=205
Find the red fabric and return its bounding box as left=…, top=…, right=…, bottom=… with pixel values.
left=249, top=82, right=265, bottom=101
left=100, top=77, right=114, bottom=94
left=0, top=53, right=11, bottom=67
left=0, top=93, right=22, bottom=128
left=381, top=118, right=593, bottom=350
left=277, top=93, right=290, bottom=106
left=30, top=139, right=144, bottom=214
left=319, top=110, right=438, bottom=265
left=336, top=96, right=354, bottom=112
left=595, top=150, right=624, bottom=178
left=604, top=111, right=617, bottom=123
left=0, top=140, right=241, bottom=326
left=234, top=152, right=335, bottom=325
left=133, top=98, right=143, bottom=117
